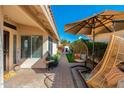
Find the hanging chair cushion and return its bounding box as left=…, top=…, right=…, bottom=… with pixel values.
left=74, top=54, right=81, bottom=59
left=105, top=67, right=124, bottom=87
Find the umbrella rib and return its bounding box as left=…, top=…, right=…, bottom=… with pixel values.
left=99, top=15, right=113, bottom=23
left=95, top=17, right=113, bottom=32
left=94, top=15, right=113, bottom=28
left=65, top=20, right=88, bottom=32
left=95, top=15, right=113, bottom=28
left=74, top=20, right=90, bottom=34
left=95, top=21, right=112, bottom=28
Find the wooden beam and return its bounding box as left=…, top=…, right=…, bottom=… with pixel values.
left=74, top=20, right=90, bottom=34
left=65, top=20, right=88, bottom=32
left=95, top=21, right=111, bottom=28
left=95, top=17, right=113, bottom=32
left=94, top=15, right=113, bottom=27
left=99, top=15, right=113, bottom=23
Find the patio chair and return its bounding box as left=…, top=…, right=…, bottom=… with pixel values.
left=87, top=35, right=114, bottom=78
left=73, top=40, right=89, bottom=66
left=86, top=35, right=124, bottom=87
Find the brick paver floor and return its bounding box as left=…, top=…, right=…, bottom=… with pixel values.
left=4, top=55, right=75, bottom=88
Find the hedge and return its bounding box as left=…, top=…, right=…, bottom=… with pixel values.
left=86, top=42, right=108, bottom=59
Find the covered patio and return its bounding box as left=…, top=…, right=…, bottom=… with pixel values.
left=2, top=6, right=124, bottom=88
left=4, top=55, right=76, bottom=88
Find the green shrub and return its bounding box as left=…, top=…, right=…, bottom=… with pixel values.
left=66, top=53, right=75, bottom=62
left=86, top=42, right=108, bottom=59
left=51, top=55, right=58, bottom=62
left=48, top=52, right=61, bottom=68
left=71, top=39, right=87, bottom=54
left=51, top=52, right=61, bottom=62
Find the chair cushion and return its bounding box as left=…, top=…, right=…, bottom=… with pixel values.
left=80, top=54, right=86, bottom=60
left=105, top=67, right=124, bottom=87
left=74, top=59, right=85, bottom=63
left=74, top=54, right=80, bottom=59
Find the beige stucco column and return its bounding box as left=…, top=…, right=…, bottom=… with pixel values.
left=52, top=41, right=58, bottom=55
left=0, top=6, right=3, bottom=88
left=43, top=36, right=49, bottom=56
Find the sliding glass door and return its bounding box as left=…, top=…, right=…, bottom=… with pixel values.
left=21, top=35, right=43, bottom=59
left=21, top=36, right=31, bottom=58
left=13, top=35, right=17, bottom=64
left=32, top=36, right=43, bottom=58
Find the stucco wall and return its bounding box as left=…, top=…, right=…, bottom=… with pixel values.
left=95, top=22, right=124, bottom=43
left=95, top=30, right=124, bottom=43
left=52, top=41, right=58, bottom=55
left=42, top=35, right=49, bottom=56
left=0, top=6, right=3, bottom=88
left=114, top=21, right=124, bottom=31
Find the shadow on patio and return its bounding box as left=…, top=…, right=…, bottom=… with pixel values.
left=4, top=55, right=75, bottom=88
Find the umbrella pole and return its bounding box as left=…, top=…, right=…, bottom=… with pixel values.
left=92, top=31, right=95, bottom=68
left=112, top=21, right=115, bottom=34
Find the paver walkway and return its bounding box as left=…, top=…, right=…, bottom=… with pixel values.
left=4, top=55, right=75, bottom=88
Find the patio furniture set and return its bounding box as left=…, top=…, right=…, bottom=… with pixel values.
left=69, top=35, right=124, bottom=88
left=65, top=10, right=124, bottom=88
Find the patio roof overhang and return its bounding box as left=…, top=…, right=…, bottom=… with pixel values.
left=41, top=5, right=60, bottom=41
left=3, top=5, right=60, bottom=41
left=3, top=6, right=39, bottom=28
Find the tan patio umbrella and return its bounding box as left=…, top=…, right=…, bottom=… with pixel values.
left=64, top=10, right=124, bottom=67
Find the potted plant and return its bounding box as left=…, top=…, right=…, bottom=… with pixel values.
left=48, top=52, right=61, bottom=68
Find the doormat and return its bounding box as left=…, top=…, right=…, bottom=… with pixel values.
left=4, top=71, right=16, bottom=81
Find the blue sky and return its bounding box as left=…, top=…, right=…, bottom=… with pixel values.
left=51, top=5, right=124, bottom=42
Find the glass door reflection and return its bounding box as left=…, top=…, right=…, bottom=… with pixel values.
left=21, top=35, right=43, bottom=59
left=21, top=36, right=31, bottom=58
left=32, top=36, right=43, bottom=58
